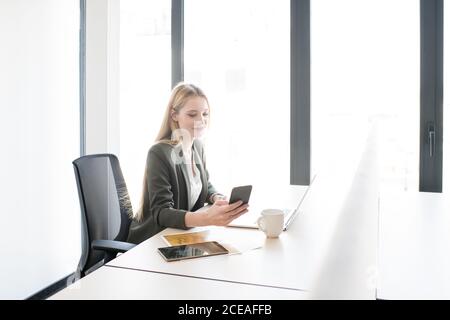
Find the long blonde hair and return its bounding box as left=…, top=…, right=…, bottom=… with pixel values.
left=134, top=82, right=210, bottom=221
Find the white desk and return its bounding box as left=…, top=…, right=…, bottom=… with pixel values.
left=49, top=265, right=308, bottom=300
left=377, top=191, right=450, bottom=300
left=107, top=177, right=377, bottom=295
left=108, top=226, right=314, bottom=291
left=54, top=134, right=381, bottom=300
left=106, top=185, right=329, bottom=291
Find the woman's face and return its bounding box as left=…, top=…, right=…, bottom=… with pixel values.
left=172, top=96, right=209, bottom=140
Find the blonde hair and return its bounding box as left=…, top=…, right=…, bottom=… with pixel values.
left=134, top=83, right=210, bottom=221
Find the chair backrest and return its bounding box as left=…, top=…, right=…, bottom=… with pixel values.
left=72, top=154, right=133, bottom=275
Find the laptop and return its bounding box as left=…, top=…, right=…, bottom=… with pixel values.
left=227, top=180, right=314, bottom=231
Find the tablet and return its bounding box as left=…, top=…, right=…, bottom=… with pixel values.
left=157, top=241, right=229, bottom=262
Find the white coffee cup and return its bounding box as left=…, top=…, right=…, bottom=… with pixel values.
left=257, top=209, right=284, bottom=238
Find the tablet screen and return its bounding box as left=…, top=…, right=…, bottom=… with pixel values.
left=158, top=241, right=229, bottom=262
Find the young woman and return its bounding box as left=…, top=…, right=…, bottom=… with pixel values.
left=127, top=83, right=249, bottom=244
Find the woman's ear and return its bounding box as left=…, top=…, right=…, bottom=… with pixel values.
left=170, top=110, right=178, bottom=122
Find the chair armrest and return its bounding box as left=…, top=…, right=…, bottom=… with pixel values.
left=91, top=239, right=136, bottom=253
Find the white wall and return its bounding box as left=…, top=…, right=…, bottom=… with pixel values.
left=0, top=0, right=81, bottom=299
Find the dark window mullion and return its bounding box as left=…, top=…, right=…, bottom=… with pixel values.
left=172, top=0, right=184, bottom=87
left=291, top=0, right=310, bottom=185
left=420, top=0, right=443, bottom=192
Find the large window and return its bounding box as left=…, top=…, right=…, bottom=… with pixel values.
left=0, top=0, right=80, bottom=299
left=311, top=0, right=420, bottom=192
left=119, top=0, right=172, bottom=210
left=184, top=0, right=290, bottom=196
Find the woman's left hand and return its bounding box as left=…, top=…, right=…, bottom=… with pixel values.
left=213, top=194, right=227, bottom=203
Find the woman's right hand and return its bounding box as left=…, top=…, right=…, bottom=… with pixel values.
left=204, top=200, right=249, bottom=226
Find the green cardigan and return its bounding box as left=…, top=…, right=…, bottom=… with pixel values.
left=127, top=139, right=220, bottom=244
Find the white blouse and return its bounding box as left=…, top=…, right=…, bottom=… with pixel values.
left=186, top=154, right=203, bottom=210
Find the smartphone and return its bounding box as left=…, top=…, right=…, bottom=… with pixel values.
left=157, top=241, right=229, bottom=262
left=229, top=185, right=252, bottom=205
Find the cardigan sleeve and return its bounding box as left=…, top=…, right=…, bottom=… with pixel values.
left=146, top=147, right=188, bottom=229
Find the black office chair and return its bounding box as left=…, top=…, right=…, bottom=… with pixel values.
left=72, top=154, right=136, bottom=277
